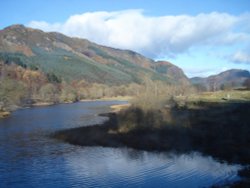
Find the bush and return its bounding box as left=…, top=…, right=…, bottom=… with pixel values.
left=59, top=82, right=77, bottom=102
left=116, top=107, right=166, bottom=133
left=0, top=79, right=28, bottom=110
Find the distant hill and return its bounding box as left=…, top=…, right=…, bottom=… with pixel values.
left=191, top=69, right=250, bottom=91
left=0, top=24, right=189, bottom=85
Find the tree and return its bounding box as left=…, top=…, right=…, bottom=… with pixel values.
left=23, top=69, right=47, bottom=96
left=208, top=78, right=217, bottom=91
left=39, top=83, right=58, bottom=103
left=88, top=83, right=105, bottom=99
left=59, top=82, right=77, bottom=102
left=194, top=83, right=207, bottom=92
left=0, top=79, right=27, bottom=110
left=243, top=78, right=250, bottom=89
left=47, top=73, right=61, bottom=83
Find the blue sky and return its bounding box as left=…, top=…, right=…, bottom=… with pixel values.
left=1, top=0, right=250, bottom=77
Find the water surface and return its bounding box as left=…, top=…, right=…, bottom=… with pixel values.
left=0, top=101, right=241, bottom=187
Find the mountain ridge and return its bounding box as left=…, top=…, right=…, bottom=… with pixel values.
left=191, top=69, right=250, bottom=91
left=0, top=24, right=189, bottom=85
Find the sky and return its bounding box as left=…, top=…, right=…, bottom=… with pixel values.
left=1, top=0, right=250, bottom=77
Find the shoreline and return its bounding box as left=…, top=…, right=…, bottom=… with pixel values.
left=53, top=102, right=250, bottom=164
left=0, top=111, right=10, bottom=118
left=31, top=102, right=55, bottom=107
left=52, top=101, right=250, bottom=187
left=1, top=96, right=132, bottom=119
left=110, top=104, right=131, bottom=112
left=80, top=96, right=133, bottom=102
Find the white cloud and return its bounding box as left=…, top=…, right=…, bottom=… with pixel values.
left=184, top=68, right=216, bottom=78
left=27, top=10, right=250, bottom=59
left=231, top=51, right=250, bottom=64
left=29, top=21, right=61, bottom=31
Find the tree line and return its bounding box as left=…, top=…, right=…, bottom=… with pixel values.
left=0, top=61, right=194, bottom=112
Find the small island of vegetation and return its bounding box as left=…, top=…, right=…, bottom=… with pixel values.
left=53, top=89, right=250, bottom=187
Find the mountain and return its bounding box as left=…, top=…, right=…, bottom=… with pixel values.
left=191, top=69, right=250, bottom=91
left=0, top=24, right=189, bottom=85
left=153, top=61, right=190, bottom=85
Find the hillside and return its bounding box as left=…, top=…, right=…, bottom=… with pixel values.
left=0, top=24, right=192, bottom=113
left=0, top=24, right=189, bottom=85
left=154, top=61, right=190, bottom=85
left=191, top=69, right=250, bottom=91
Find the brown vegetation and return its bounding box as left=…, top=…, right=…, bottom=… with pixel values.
left=0, top=111, right=10, bottom=118
left=0, top=60, right=193, bottom=114
left=53, top=100, right=250, bottom=187
left=54, top=101, right=250, bottom=163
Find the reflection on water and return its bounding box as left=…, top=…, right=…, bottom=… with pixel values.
left=64, top=148, right=241, bottom=188
left=0, top=101, right=241, bottom=188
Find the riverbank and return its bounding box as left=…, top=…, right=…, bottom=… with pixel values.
left=0, top=111, right=10, bottom=118
left=31, top=102, right=55, bottom=107
left=1, top=96, right=132, bottom=119
left=80, top=96, right=133, bottom=102
left=53, top=101, right=250, bottom=187
left=110, top=104, right=131, bottom=112
left=54, top=102, right=250, bottom=163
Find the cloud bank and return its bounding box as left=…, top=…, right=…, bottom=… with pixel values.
left=230, top=50, right=250, bottom=64
left=28, top=10, right=250, bottom=60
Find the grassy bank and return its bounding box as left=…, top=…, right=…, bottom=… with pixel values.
left=53, top=101, right=250, bottom=163
left=53, top=91, right=250, bottom=187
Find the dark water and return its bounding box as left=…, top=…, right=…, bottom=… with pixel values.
left=0, top=101, right=241, bottom=188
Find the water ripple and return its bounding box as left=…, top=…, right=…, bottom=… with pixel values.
left=0, top=101, right=242, bottom=188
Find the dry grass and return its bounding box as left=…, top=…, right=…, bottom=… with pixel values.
left=54, top=101, right=250, bottom=165
left=101, top=96, right=133, bottom=101
left=110, top=104, right=131, bottom=113
left=80, top=96, right=133, bottom=102
left=176, top=90, right=250, bottom=105
left=0, top=111, right=10, bottom=118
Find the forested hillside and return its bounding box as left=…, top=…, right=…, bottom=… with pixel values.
left=0, top=24, right=192, bottom=113
left=0, top=24, right=190, bottom=84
